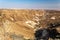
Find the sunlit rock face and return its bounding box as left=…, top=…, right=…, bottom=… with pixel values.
left=0, top=9, right=45, bottom=40
left=0, top=9, right=60, bottom=40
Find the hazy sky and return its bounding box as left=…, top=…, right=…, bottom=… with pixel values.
left=0, top=0, right=60, bottom=9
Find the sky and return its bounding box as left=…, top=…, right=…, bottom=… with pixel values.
left=0, top=0, right=60, bottom=9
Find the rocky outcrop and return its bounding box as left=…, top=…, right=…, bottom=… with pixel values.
left=0, top=9, right=60, bottom=40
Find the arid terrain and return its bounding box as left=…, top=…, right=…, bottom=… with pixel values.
left=0, top=9, right=60, bottom=40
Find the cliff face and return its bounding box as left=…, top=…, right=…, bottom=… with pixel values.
left=0, top=9, right=60, bottom=40
left=0, top=9, right=45, bottom=40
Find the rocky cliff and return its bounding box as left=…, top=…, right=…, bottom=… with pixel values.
left=0, top=9, right=60, bottom=40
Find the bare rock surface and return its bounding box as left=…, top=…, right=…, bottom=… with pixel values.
left=0, top=9, right=60, bottom=40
